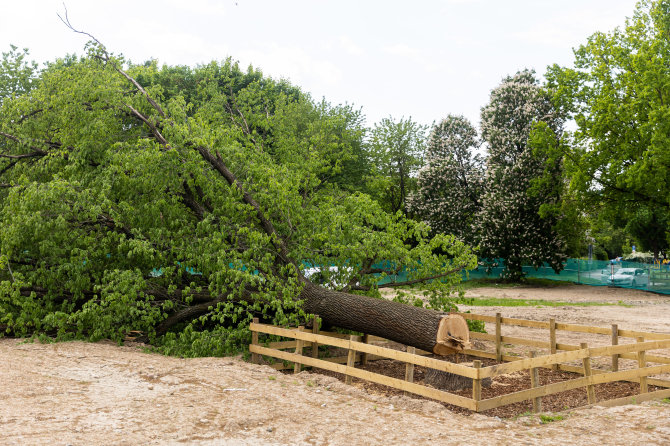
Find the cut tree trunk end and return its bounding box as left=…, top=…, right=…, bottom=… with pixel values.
left=300, top=282, right=471, bottom=356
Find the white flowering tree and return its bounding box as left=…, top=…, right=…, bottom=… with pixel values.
left=477, top=70, right=566, bottom=280
left=408, top=115, right=484, bottom=244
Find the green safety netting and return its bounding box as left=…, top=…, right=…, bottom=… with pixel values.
left=465, top=258, right=670, bottom=294
left=371, top=258, right=670, bottom=294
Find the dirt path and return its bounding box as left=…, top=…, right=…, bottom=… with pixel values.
left=2, top=284, right=670, bottom=445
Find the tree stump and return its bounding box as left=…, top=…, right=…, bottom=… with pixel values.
left=424, top=361, right=492, bottom=391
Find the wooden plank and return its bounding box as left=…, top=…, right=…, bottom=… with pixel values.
left=360, top=333, right=369, bottom=366
left=611, top=324, right=619, bottom=372
left=405, top=346, right=415, bottom=397
left=472, top=360, right=482, bottom=408
left=619, top=352, right=670, bottom=365
left=529, top=351, right=542, bottom=413
left=495, top=313, right=502, bottom=362
left=463, top=349, right=497, bottom=360
left=269, top=352, right=382, bottom=370
left=457, top=313, right=496, bottom=323
left=478, top=363, right=670, bottom=412
left=294, top=326, right=304, bottom=374
left=617, top=329, right=670, bottom=341
left=645, top=378, right=670, bottom=389
left=470, top=332, right=496, bottom=341
left=249, top=344, right=477, bottom=410
left=251, top=317, right=260, bottom=364
left=478, top=375, right=589, bottom=411
left=555, top=365, right=670, bottom=389
left=584, top=388, right=670, bottom=408
left=555, top=322, right=610, bottom=335
left=550, top=318, right=557, bottom=371
left=638, top=337, right=648, bottom=394
left=501, top=336, right=550, bottom=349
left=588, top=339, right=670, bottom=357
left=268, top=340, right=299, bottom=350
left=311, top=316, right=320, bottom=359
left=458, top=313, right=670, bottom=339
left=556, top=343, right=580, bottom=351
left=250, top=323, right=479, bottom=378
left=479, top=348, right=590, bottom=379
left=478, top=340, right=670, bottom=380
left=500, top=317, right=549, bottom=329
left=345, top=335, right=356, bottom=385
left=581, top=343, right=596, bottom=404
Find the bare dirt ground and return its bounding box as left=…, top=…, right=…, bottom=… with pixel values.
left=2, top=284, right=670, bottom=445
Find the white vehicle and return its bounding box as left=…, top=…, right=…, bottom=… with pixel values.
left=604, top=267, right=649, bottom=288
left=303, top=266, right=353, bottom=289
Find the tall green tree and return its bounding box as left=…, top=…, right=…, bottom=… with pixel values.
left=0, top=45, right=37, bottom=102
left=477, top=70, right=566, bottom=280
left=0, top=42, right=475, bottom=356
left=546, top=0, right=670, bottom=259
left=408, top=115, right=484, bottom=244
left=365, top=117, right=427, bottom=214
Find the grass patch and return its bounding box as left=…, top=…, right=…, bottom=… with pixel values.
left=460, top=277, right=571, bottom=290
left=539, top=414, right=565, bottom=424
left=452, top=296, right=631, bottom=308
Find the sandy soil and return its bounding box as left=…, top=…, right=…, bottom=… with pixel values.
left=2, top=284, right=670, bottom=445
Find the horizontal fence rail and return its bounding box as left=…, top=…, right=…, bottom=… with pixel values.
left=249, top=313, right=670, bottom=412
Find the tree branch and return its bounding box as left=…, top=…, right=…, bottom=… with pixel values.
left=350, top=266, right=466, bottom=291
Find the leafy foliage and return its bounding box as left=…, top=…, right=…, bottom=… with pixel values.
left=477, top=70, right=566, bottom=280
left=0, top=45, right=37, bottom=101
left=365, top=117, right=427, bottom=214
left=546, top=0, right=670, bottom=259
left=0, top=45, right=475, bottom=355
left=408, top=115, right=484, bottom=244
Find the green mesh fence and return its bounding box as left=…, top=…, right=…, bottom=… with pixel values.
left=465, top=258, right=670, bottom=295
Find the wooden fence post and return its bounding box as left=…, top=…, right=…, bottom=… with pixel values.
left=549, top=318, right=557, bottom=371
left=251, top=317, right=259, bottom=364
left=360, top=333, right=370, bottom=366
left=611, top=324, right=619, bottom=372
left=311, top=315, right=320, bottom=359
left=472, top=360, right=482, bottom=411
left=529, top=351, right=542, bottom=413
left=345, top=334, right=357, bottom=385
left=637, top=337, right=648, bottom=394
left=404, top=346, right=416, bottom=396
left=581, top=342, right=596, bottom=404
left=293, top=325, right=304, bottom=374
left=495, top=313, right=502, bottom=362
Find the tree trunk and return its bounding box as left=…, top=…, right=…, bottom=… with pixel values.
left=300, top=282, right=470, bottom=356
left=425, top=366, right=492, bottom=391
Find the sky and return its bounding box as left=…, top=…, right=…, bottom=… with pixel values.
left=1, top=0, right=639, bottom=129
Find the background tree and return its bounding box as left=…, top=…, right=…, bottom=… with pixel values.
left=477, top=70, right=566, bottom=280
left=365, top=117, right=427, bottom=214
left=0, top=40, right=475, bottom=356
left=546, top=0, right=670, bottom=260
left=408, top=115, right=484, bottom=244
left=0, top=45, right=37, bottom=102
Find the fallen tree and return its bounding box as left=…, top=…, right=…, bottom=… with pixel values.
left=0, top=27, right=476, bottom=356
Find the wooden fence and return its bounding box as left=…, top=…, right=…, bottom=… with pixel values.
left=249, top=314, right=670, bottom=413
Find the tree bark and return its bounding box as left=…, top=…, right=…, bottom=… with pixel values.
left=300, top=282, right=470, bottom=355
left=425, top=366, right=492, bottom=391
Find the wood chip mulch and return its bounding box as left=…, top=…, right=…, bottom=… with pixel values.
left=285, top=354, right=662, bottom=419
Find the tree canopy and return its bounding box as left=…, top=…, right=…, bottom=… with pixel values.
left=546, top=0, right=670, bottom=259
left=0, top=40, right=475, bottom=355
left=408, top=115, right=483, bottom=245
left=365, top=117, right=427, bottom=215
left=477, top=70, right=566, bottom=280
